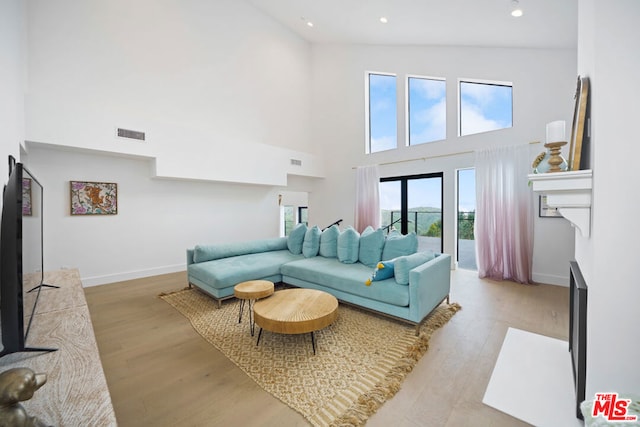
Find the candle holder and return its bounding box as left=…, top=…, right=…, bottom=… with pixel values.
left=543, top=141, right=568, bottom=173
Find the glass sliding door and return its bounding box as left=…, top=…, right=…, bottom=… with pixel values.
left=457, top=168, right=477, bottom=270
left=408, top=176, right=442, bottom=253
left=380, top=173, right=443, bottom=253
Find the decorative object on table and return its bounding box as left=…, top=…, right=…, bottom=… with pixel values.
left=0, top=368, right=50, bottom=427
left=70, top=181, right=117, bottom=215
left=160, top=287, right=461, bottom=427
left=568, top=76, right=590, bottom=171
left=22, top=178, right=32, bottom=216
left=543, top=140, right=568, bottom=173
left=532, top=120, right=569, bottom=173
left=539, top=195, right=562, bottom=218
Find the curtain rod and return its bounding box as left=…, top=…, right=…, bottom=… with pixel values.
left=353, top=141, right=541, bottom=169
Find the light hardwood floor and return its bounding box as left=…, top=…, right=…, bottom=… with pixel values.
left=84, top=269, right=569, bottom=427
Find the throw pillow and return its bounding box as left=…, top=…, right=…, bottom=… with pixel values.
left=365, top=260, right=395, bottom=286
left=337, top=227, right=360, bottom=264
left=302, top=225, right=321, bottom=258
left=381, top=231, right=418, bottom=261
left=287, top=223, right=307, bottom=255
left=394, top=251, right=436, bottom=285
left=319, top=225, right=340, bottom=258
left=358, top=227, right=385, bottom=268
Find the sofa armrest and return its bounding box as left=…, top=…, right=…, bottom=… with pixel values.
left=407, top=253, right=451, bottom=323
left=187, top=249, right=195, bottom=266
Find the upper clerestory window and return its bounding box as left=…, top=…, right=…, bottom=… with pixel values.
left=366, top=72, right=397, bottom=153
left=459, top=80, right=513, bottom=137
left=407, top=76, right=446, bottom=146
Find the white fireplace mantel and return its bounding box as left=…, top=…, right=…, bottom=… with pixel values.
left=528, top=169, right=593, bottom=237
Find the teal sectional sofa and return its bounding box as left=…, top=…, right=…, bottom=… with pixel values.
left=187, top=224, right=451, bottom=331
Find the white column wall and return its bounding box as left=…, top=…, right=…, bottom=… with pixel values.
left=309, top=44, right=577, bottom=283
left=576, top=0, right=640, bottom=400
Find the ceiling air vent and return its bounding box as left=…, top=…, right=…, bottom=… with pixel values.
left=117, top=128, right=146, bottom=141
left=290, top=159, right=302, bottom=166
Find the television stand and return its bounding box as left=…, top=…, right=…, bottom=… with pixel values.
left=27, top=282, right=60, bottom=293
left=0, top=346, right=57, bottom=358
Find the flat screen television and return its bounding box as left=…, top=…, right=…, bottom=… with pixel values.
left=0, top=155, right=56, bottom=357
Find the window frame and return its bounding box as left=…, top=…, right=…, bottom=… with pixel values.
left=365, top=71, right=398, bottom=154
left=457, top=78, right=513, bottom=137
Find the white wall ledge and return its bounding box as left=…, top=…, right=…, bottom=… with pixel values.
left=529, top=170, right=593, bottom=237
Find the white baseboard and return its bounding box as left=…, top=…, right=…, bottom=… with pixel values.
left=532, top=272, right=569, bottom=287
left=81, top=264, right=186, bottom=287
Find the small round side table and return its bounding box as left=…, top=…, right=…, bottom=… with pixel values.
left=233, top=280, right=274, bottom=336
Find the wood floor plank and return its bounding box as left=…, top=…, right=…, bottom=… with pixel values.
left=85, top=269, right=569, bottom=427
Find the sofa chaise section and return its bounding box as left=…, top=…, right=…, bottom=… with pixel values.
left=187, top=237, right=303, bottom=306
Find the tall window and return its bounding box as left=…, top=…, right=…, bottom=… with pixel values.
left=367, top=73, right=397, bottom=153
left=459, top=80, right=512, bottom=136
left=457, top=168, right=476, bottom=270
left=379, top=173, right=443, bottom=253
left=407, top=76, right=446, bottom=145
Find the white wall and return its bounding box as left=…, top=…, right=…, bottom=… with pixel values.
left=0, top=0, right=25, bottom=182
left=25, top=144, right=289, bottom=286
left=576, top=0, right=640, bottom=400
left=25, top=0, right=322, bottom=184
left=309, top=44, right=577, bottom=283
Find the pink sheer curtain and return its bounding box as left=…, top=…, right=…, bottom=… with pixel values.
left=355, top=165, right=380, bottom=233
left=475, top=145, right=533, bottom=284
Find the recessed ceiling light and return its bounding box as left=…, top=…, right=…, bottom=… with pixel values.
left=307, top=21, right=314, bottom=27
left=379, top=16, right=388, bottom=24
left=300, top=16, right=314, bottom=28
left=511, top=0, right=524, bottom=17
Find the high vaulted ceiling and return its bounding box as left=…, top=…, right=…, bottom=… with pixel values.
left=246, top=0, right=578, bottom=49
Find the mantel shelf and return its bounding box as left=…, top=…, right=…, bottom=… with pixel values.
left=528, top=169, right=593, bottom=237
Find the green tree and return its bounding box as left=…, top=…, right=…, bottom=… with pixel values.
left=426, top=219, right=442, bottom=237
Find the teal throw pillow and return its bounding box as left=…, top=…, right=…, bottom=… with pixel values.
left=394, top=251, right=436, bottom=285
left=287, top=223, right=307, bottom=255
left=365, top=260, right=395, bottom=286
left=358, top=227, right=385, bottom=268
left=337, top=227, right=360, bottom=264
left=382, top=231, right=418, bottom=261
left=319, top=225, right=340, bottom=258
left=302, top=226, right=321, bottom=258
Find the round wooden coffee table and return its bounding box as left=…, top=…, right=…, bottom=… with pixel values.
left=253, top=288, right=338, bottom=354
left=234, top=280, right=274, bottom=336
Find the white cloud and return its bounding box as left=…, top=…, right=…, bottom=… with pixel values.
left=410, top=98, right=446, bottom=144
left=371, top=135, right=396, bottom=153
left=460, top=104, right=503, bottom=136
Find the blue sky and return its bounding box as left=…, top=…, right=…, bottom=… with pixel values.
left=408, top=77, right=446, bottom=145
left=370, top=76, right=507, bottom=212
left=369, top=76, right=512, bottom=149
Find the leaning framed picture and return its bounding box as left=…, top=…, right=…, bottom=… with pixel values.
left=539, top=195, right=562, bottom=218
left=70, top=181, right=118, bottom=215
left=568, top=76, right=589, bottom=171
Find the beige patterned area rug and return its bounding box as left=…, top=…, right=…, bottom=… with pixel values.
left=160, top=288, right=461, bottom=427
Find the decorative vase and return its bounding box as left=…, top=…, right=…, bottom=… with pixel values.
left=533, top=148, right=568, bottom=174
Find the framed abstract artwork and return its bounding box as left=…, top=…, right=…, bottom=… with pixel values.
left=70, top=181, right=118, bottom=215
left=22, top=178, right=32, bottom=216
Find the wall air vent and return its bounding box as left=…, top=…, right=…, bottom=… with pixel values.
left=117, top=128, right=146, bottom=141
left=290, top=159, right=302, bottom=166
